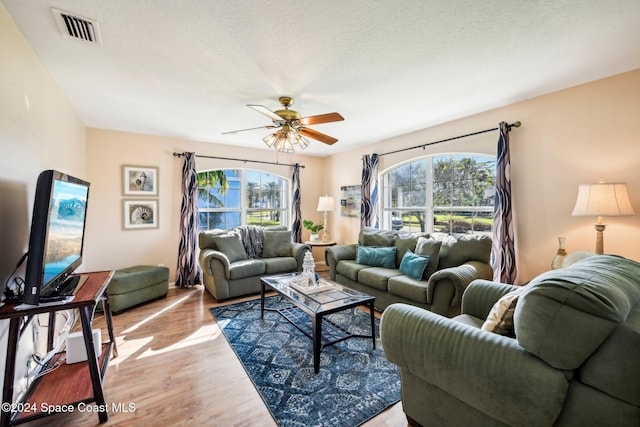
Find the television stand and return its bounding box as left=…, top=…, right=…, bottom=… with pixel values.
left=0, top=271, right=117, bottom=426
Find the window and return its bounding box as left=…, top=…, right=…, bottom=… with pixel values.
left=381, top=154, right=495, bottom=235
left=197, top=169, right=289, bottom=231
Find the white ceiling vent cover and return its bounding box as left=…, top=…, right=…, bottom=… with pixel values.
left=52, top=8, right=102, bottom=45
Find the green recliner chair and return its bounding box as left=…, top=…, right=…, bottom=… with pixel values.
left=381, top=255, right=640, bottom=426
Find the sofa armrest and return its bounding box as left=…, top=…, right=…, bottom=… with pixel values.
left=380, top=303, right=570, bottom=427
left=291, top=243, right=311, bottom=271
left=199, top=249, right=231, bottom=279
left=427, top=261, right=494, bottom=309
left=325, top=244, right=357, bottom=280
left=461, top=279, right=519, bottom=320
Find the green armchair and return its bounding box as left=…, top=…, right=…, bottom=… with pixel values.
left=381, top=255, right=640, bottom=426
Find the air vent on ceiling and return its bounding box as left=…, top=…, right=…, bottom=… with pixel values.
left=52, top=8, right=102, bottom=45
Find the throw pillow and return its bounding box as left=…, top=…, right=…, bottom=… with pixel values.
left=262, top=230, right=292, bottom=258
left=399, top=250, right=430, bottom=280
left=212, top=234, right=248, bottom=263
left=355, top=246, right=397, bottom=269
left=481, top=287, right=525, bottom=337
left=415, top=237, right=442, bottom=279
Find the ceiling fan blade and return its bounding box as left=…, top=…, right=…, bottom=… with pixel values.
left=298, top=127, right=338, bottom=145
left=297, top=112, right=344, bottom=126
left=247, top=104, right=284, bottom=122
left=221, top=124, right=277, bottom=135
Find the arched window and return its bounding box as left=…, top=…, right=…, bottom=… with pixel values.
left=197, top=169, right=290, bottom=230
left=381, top=154, right=495, bottom=235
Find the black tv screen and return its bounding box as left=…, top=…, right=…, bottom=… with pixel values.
left=24, top=170, right=90, bottom=305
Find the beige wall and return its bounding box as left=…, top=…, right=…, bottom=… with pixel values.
left=83, top=130, right=328, bottom=278
left=0, top=3, right=86, bottom=400
left=325, top=70, right=640, bottom=282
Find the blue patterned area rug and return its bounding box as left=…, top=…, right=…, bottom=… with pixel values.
left=209, top=296, right=400, bottom=427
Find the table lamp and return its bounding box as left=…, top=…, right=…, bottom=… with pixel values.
left=316, top=195, right=335, bottom=242
left=571, top=178, right=635, bottom=254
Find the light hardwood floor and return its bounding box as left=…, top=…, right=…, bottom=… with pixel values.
left=23, top=285, right=407, bottom=426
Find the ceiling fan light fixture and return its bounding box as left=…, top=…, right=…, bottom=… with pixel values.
left=262, top=127, right=310, bottom=153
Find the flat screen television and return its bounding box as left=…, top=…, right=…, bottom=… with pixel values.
left=23, top=170, right=90, bottom=305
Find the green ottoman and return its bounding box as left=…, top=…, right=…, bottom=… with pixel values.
left=107, top=265, right=169, bottom=314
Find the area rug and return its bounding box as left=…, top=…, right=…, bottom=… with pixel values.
left=209, top=296, right=401, bottom=427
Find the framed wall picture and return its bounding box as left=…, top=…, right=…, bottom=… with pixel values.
left=122, top=165, right=158, bottom=196
left=340, top=185, right=361, bottom=217
left=123, top=199, right=159, bottom=230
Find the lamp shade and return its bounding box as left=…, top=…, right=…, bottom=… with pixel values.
left=317, top=195, right=335, bottom=212
left=571, top=182, right=635, bottom=217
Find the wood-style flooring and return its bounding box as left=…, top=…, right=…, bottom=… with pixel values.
left=22, top=284, right=407, bottom=426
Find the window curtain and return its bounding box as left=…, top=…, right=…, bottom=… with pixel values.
left=491, top=122, right=517, bottom=283
left=361, top=154, right=379, bottom=228
left=175, top=152, right=202, bottom=288
left=291, top=163, right=302, bottom=243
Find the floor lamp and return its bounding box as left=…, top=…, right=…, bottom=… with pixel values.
left=317, top=195, right=335, bottom=242
left=571, top=178, right=636, bottom=254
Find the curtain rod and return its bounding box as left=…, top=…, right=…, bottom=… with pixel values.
left=172, top=152, right=305, bottom=168
left=377, top=121, right=521, bottom=157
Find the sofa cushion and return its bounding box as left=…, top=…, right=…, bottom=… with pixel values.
left=263, top=257, right=297, bottom=274
left=515, top=255, right=640, bottom=370
left=395, top=232, right=429, bottom=267
left=415, top=237, right=442, bottom=278
left=481, top=287, right=524, bottom=337
left=336, top=260, right=371, bottom=281
left=262, top=230, right=292, bottom=257
left=388, top=275, right=428, bottom=303
left=435, top=233, right=492, bottom=269
left=356, top=245, right=397, bottom=269
left=399, top=250, right=430, bottom=280
left=198, top=229, right=229, bottom=250
left=229, top=259, right=265, bottom=280
left=212, top=234, right=247, bottom=262
left=360, top=228, right=396, bottom=247
left=358, top=267, right=402, bottom=291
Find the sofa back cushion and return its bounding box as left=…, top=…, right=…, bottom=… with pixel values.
left=359, top=228, right=397, bottom=247
left=394, top=232, right=430, bottom=267
left=198, top=229, right=229, bottom=250
left=212, top=234, right=248, bottom=262
left=415, top=237, right=442, bottom=279
left=515, top=255, right=640, bottom=370
left=262, top=230, right=292, bottom=257
left=433, top=233, right=492, bottom=269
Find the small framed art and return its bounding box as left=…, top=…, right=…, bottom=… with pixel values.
left=123, top=199, right=158, bottom=230
left=122, top=165, right=158, bottom=196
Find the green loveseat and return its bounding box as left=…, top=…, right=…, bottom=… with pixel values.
left=198, top=227, right=310, bottom=301
left=325, top=228, right=493, bottom=316
left=381, top=255, right=640, bottom=427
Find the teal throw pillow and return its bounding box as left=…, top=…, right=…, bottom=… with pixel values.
left=399, top=250, right=430, bottom=280
left=355, top=246, right=397, bottom=269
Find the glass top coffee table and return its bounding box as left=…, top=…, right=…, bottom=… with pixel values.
left=260, top=273, right=376, bottom=373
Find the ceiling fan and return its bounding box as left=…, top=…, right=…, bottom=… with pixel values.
left=222, top=96, right=344, bottom=151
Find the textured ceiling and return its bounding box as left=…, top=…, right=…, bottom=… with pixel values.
left=4, top=0, right=640, bottom=156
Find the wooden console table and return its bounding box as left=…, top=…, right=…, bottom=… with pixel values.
left=0, top=270, right=117, bottom=426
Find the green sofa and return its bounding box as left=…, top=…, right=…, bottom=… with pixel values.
left=325, top=228, right=493, bottom=316
left=381, top=254, right=640, bottom=427
left=198, top=227, right=310, bottom=301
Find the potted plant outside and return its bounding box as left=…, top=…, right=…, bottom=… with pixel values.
left=303, top=220, right=324, bottom=242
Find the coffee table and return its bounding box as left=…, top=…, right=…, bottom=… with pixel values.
left=260, top=273, right=376, bottom=373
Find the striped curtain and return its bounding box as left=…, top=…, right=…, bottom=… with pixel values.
left=175, top=152, right=202, bottom=288
left=491, top=122, right=517, bottom=283
left=361, top=154, right=379, bottom=228
left=291, top=164, right=302, bottom=243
